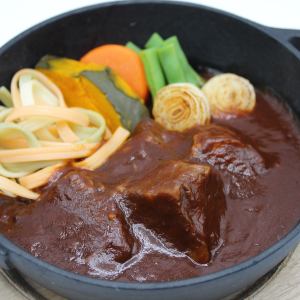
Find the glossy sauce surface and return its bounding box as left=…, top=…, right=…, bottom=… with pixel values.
left=0, top=91, right=300, bottom=282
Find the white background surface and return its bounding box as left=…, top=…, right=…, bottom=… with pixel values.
left=1, top=0, right=300, bottom=48
left=0, top=1, right=299, bottom=299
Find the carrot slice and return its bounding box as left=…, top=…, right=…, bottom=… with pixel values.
left=81, top=44, right=148, bottom=100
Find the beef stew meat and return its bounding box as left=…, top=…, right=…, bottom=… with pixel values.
left=122, top=160, right=226, bottom=264
left=0, top=91, right=300, bottom=282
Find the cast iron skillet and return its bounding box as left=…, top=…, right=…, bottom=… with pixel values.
left=0, top=1, right=299, bottom=299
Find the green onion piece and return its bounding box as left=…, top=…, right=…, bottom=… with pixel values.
left=126, top=42, right=141, bottom=54
left=0, top=161, right=58, bottom=178
left=73, top=108, right=106, bottom=144
left=0, top=123, right=40, bottom=148
left=140, top=49, right=166, bottom=97
left=0, top=108, right=12, bottom=122
left=0, top=164, right=30, bottom=178
left=0, top=123, right=41, bottom=178
left=158, top=43, right=186, bottom=84
left=71, top=125, right=97, bottom=139
left=19, top=117, right=54, bottom=132
left=164, top=36, right=205, bottom=86
left=4, top=161, right=61, bottom=173
left=0, top=86, right=13, bottom=107
left=145, top=33, right=164, bottom=49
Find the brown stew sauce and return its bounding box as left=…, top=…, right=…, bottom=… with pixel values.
left=0, top=91, right=299, bottom=282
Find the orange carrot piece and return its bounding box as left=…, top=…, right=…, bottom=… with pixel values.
left=81, top=44, right=148, bottom=100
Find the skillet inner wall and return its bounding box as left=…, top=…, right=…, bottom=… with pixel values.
left=0, top=2, right=300, bottom=116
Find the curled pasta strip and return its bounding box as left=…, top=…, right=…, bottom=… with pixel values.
left=0, top=123, right=40, bottom=178
left=202, top=73, right=256, bottom=118
left=19, top=163, right=66, bottom=190
left=56, top=121, right=80, bottom=143
left=0, top=144, right=99, bottom=163
left=72, top=108, right=106, bottom=144
left=0, top=68, right=112, bottom=199
left=11, top=69, right=83, bottom=141
left=6, top=106, right=90, bottom=126
left=75, top=126, right=129, bottom=170
left=153, top=83, right=211, bottom=132
left=11, top=69, right=65, bottom=108
left=0, top=176, right=39, bottom=200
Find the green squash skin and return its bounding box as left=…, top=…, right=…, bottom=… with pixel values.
left=82, top=70, right=149, bottom=132
left=36, top=55, right=58, bottom=69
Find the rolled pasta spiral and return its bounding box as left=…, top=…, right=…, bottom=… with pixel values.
left=202, top=73, right=256, bottom=118
left=153, top=83, right=211, bottom=132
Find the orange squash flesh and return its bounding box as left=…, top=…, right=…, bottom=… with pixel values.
left=39, top=69, right=122, bottom=132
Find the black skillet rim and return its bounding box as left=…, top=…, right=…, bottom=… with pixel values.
left=0, top=0, right=299, bottom=291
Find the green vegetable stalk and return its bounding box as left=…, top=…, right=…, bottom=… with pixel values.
left=140, top=49, right=166, bottom=97
left=126, top=42, right=141, bottom=54
left=157, top=44, right=186, bottom=83
left=164, top=36, right=205, bottom=86
left=145, top=33, right=164, bottom=49
left=125, top=33, right=205, bottom=99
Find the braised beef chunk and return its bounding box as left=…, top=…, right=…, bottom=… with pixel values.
left=6, top=170, right=136, bottom=276
left=189, top=125, right=266, bottom=198
left=122, top=160, right=225, bottom=263
left=96, top=119, right=193, bottom=185
left=0, top=197, right=28, bottom=232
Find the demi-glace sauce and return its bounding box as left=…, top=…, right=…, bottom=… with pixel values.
left=0, top=91, right=299, bottom=282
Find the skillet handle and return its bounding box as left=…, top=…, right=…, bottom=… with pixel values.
left=264, top=26, right=300, bottom=52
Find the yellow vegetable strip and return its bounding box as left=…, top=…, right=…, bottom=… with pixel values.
left=0, top=144, right=97, bottom=163
left=104, top=127, right=112, bottom=140
left=56, top=121, right=80, bottom=143
left=0, top=108, right=12, bottom=123
left=4, top=161, right=61, bottom=174
left=72, top=108, right=106, bottom=143
left=0, top=149, right=91, bottom=163
left=40, top=141, right=99, bottom=149
left=71, top=126, right=97, bottom=140
left=0, top=164, right=31, bottom=178
left=0, top=138, right=30, bottom=149
left=35, top=127, right=60, bottom=141
left=6, top=106, right=89, bottom=126
left=20, top=77, right=60, bottom=107
left=1, top=189, right=16, bottom=198
left=0, top=123, right=40, bottom=148
left=11, top=69, right=66, bottom=108
left=0, top=175, right=39, bottom=200
left=46, top=125, right=59, bottom=138
left=19, top=163, right=65, bottom=190
left=19, top=117, right=53, bottom=132
left=40, top=141, right=73, bottom=147
left=75, top=127, right=129, bottom=170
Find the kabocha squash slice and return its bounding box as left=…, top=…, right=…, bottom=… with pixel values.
left=37, top=56, right=142, bottom=101
left=82, top=70, right=149, bottom=132
left=38, top=70, right=122, bottom=132
left=36, top=56, right=149, bottom=132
